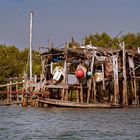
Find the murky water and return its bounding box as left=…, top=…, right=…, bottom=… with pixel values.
left=0, top=106, right=140, bottom=140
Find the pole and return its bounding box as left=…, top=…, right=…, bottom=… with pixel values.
left=122, top=42, right=128, bottom=106
left=29, top=11, right=33, bottom=81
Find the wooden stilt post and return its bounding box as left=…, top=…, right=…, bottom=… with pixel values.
left=122, top=42, right=128, bottom=106
left=22, top=74, right=27, bottom=107
left=7, top=83, right=10, bottom=104
left=87, top=79, right=91, bottom=103
left=138, top=81, right=140, bottom=106
left=102, top=64, right=105, bottom=91
left=92, top=76, right=96, bottom=101
left=128, top=57, right=137, bottom=105
left=9, top=81, right=12, bottom=103
left=76, top=89, right=79, bottom=103
left=16, top=81, right=19, bottom=103
left=70, top=90, right=72, bottom=101
left=113, top=55, right=119, bottom=103
left=61, top=89, right=65, bottom=101
left=63, top=42, right=69, bottom=101
left=87, top=49, right=96, bottom=103
left=80, top=82, right=83, bottom=103
left=62, top=60, right=66, bottom=101
left=21, top=86, right=24, bottom=106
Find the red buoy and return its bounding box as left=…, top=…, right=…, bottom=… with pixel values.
left=75, top=69, right=84, bottom=78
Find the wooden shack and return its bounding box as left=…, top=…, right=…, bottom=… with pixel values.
left=36, top=42, right=140, bottom=107
left=0, top=42, right=140, bottom=108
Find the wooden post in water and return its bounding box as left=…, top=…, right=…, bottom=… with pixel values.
left=87, top=79, right=91, bottom=103
left=138, top=81, right=140, bottom=106
left=102, top=64, right=105, bottom=91
left=87, top=49, right=96, bottom=103
left=76, top=89, right=80, bottom=103
left=128, top=57, right=137, bottom=105
left=9, top=81, right=12, bottom=103
left=113, top=55, right=119, bottom=103
left=80, top=82, right=83, bottom=103
left=63, top=42, right=69, bottom=101
left=16, top=81, right=19, bottom=103
left=21, top=75, right=28, bottom=107
left=92, top=76, right=96, bottom=101
left=61, top=89, right=65, bottom=101
left=7, top=83, right=10, bottom=104
left=122, top=42, right=128, bottom=106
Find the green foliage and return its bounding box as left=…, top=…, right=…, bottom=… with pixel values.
left=81, top=32, right=140, bottom=49
left=0, top=45, right=42, bottom=84
left=122, top=32, right=140, bottom=50
left=84, top=32, right=112, bottom=48
left=32, top=50, right=42, bottom=75
left=0, top=45, right=21, bottom=83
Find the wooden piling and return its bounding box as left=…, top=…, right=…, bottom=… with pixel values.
left=9, top=81, right=12, bottom=103
left=87, top=79, right=91, bottom=103
left=80, top=82, right=83, bottom=103
left=128, top=57, right=137, bottom=105
left=102, top=64, right=105, bottom=91
left=122, top=42, right=128, bottom=106
left=113, top=55, right=119, bottom=103
left=16, top=81, right=19, bottom=103
left=76, top=89, right=79, bottom=103
left=6, top=83, right=10, bottom=104
left=87, top=49, right=96, bottom=103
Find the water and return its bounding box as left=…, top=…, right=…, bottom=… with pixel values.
left=0, top=106, right=140, bottom=140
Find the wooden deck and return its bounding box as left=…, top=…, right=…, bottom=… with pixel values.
left=37, top=98, right=122, bottom=108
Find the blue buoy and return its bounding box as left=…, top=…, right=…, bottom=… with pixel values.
left=87, top=71, right=92, bottom=77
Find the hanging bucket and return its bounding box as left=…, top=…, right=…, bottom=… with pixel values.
left=94, top=72, right=103, bottom=82
left=53, top=70, right=62, bottom=81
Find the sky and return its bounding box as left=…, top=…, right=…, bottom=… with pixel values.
left=0, top=0, right=140, bottom=50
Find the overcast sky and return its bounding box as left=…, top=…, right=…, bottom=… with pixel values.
left=0, top=0, right=140, bottom=50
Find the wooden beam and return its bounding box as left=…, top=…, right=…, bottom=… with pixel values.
left=0, top=82, right=24, bottom=88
